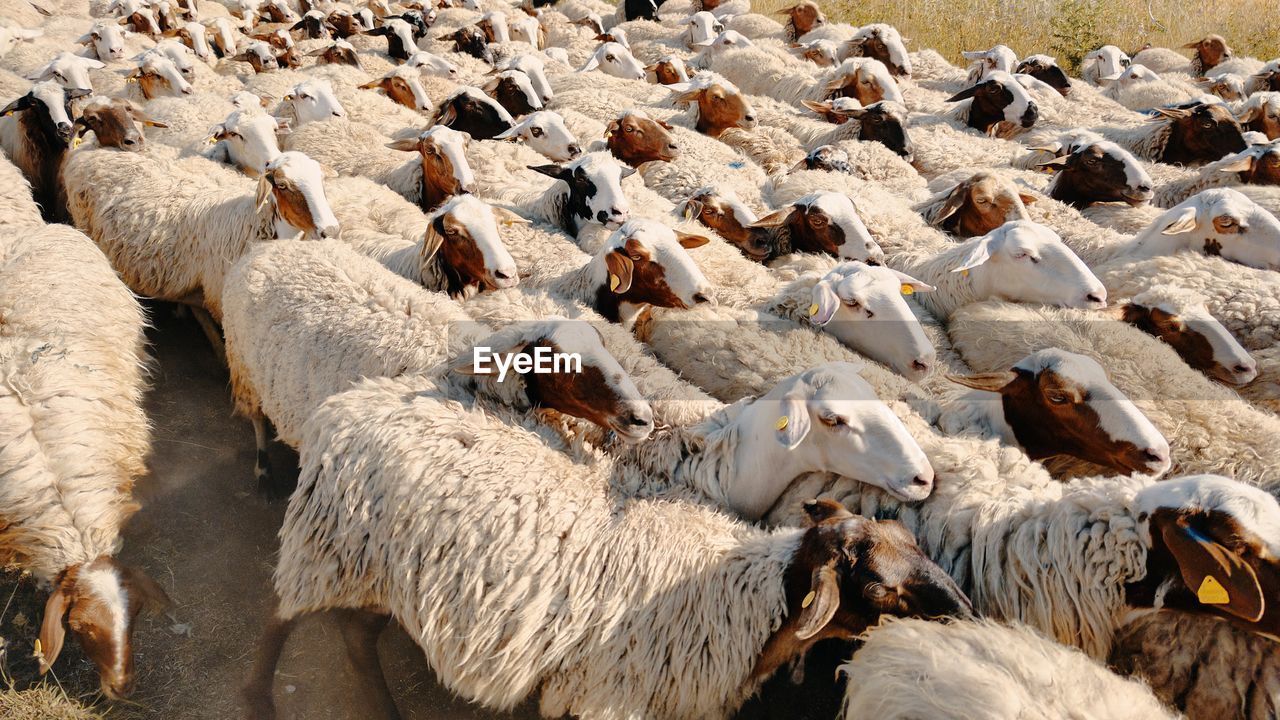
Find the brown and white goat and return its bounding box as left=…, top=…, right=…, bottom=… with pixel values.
left=667, top=79, right=756, bottom=138
left=604, top=110, right=679, bottom=167
left=0, top=81, right=88, bottom=221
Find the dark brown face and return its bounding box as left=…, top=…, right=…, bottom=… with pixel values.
left=949, top=79, right=1037, bottom=132
left=787, top=3, right=823, bottom=36
left=417, top=136, right=465, bottom=210
left=263, top=3, right=292, bottom=22
left=1129, top=507, right=1280, bottom=641
left=435, top=94, right=513, bottom=140
left=1122, top=303, right=1221, bottom=379
left=1192, top=35, right=1231, bottom=71
left=442, top=26, right=490, bottom=61
left=430, top=211, right=492, bottom=295
left=857, top=104, right=912, bottom=158
left=77, top=100, right=149, bottom=150
left=953, top=367, right=1163, bottom=475
left=651, top=61, right=684, bottom=85
left=687, top=194, right=764, bottom=258
left=520, top=337, right=650, bottom=434
left=1163, top=103, right=1246, bottom=166
left=319, top=44, right=359, bottom=65
left=930, top=174, right=1029, bottom=237
left=751, top=500, right=972, bottom=683
left=262, top=168, right=321, bottom=235
left=327, top=13, right=362, bottom=38
left=293, top=16, right=328, bottom=38
left=1241, top=111, right=1280, bottom=141
left=491, top=76, right=538, bottom=116
left=1241, top=149, right=1280, bottom=184
left=1047, top=144, right=1150, bottom=208
left=691, top=84, right=755, bottom=137
left=605, top=113, right=678, bottom=166
left=605, top=236, right=686, bottom=309
left=848, top=32, right=907, bottom=77
left=1016, top=58, right=1071, bottom=96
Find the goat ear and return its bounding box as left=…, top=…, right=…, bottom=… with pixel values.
left=385, top=137, right=419, bottom=151
left=527, top=163, right=567, bottom=180
left=38, top=579, right=72, bottom=674
left=604, top=249, right=634, bottom=294
left=357, top=78, right=382, bottom=90
left=946, top=83, right=982, bottom=102
left=775, top=389, right=812, bottom=450
left=951, top=234, right=994, bottom=273
left=886, top=268, right=935, bottom=293
left=1159, top=206, right=1200, bottom=235
left=1155, top=511, right=1265, bottom=623
left=794, top=564, right=840, bottom=641
left=947, top=370, right=1016, bottom=393
left=1152, top=106, right=1192, bottom=120
left=1035, top=155, right=1071, bottom=170
left=122, top=566, right=173, bottom=615
left=578, top=54, right=600, bottom=72
left=1017, top=192, right=1037, bottom=205
left=675, top=230, right=710, bottom=249
left=657, top=118, right=674, bottom=130
left=800, top=98, right=832, bottom=115
left=750, top=207, right=795, bottom=229
left=929, top=180, right=971, bottom=224
left=255, top=172, right=274, bottom=211
left=809, top=280, right=840, bottom=326
left=0, top=95, right=32, bottom=117
left=1216, top=154, right=1256, bottom=173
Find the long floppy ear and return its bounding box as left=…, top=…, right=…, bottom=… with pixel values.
left=527, top=163, right=567, bottom=180
left=1156, top=512, right=1265, bottom=622
left=604, top=248, right=634, bottom=294
left=76, top=31, right=94, bottom=44
left=1018, top=191, right=1037, bottom=205
left=121, top=566, right=173, bottom=615
left=667, top=86, right=704, bottom=105
left=887, top=268, right=935, bottom=293
left=794, top=563, right=841, bottom=640
left=789, top=157, right=810, bottom=174
left=1152, top=106, right=1192, bottom=120
left=951, top=234, right=995, bottom=273
left=26, top=61, right=55, bottom=81
left=38, top=580, right=72, bottom=674
left=128, top=103, right=168, bottom=127
left=0, top=95, right=33, bottom=117
left=493, top=206, right=529, bottom=225
left=1236, top=104, right=1264, bottom=124
left=809, top=279, right=840, bottom=325
left=385, top=137, right=419, bottom=151
left=1035, top=155, right=1071, bottom=170
left=946, top=82, right=984, bottom=102
left=84, top=57, right=106, bottom=70
left=578, top=53, right=600, bottom=72
left=1181, top=40, right=1202, bottom=49
left=1159, top=206, right=1200, bottom=235
left=749, top=206, right=796, bottom=228
left=1216, top=154, right=1256, bottom=173
left=357, top=78, right=384, bottom=90
left=678, top=197, right=702, bottom=220
left=800, top=98, right=833, bottom=115
left=775, top=388, right=812, bottom=449
left=929, top=179, right=972, bottom=224
left=255, top=171, right=274, bottom=211
left=675, top=229, right=710, bottom=248
left=619, top=164, right=636, bottom=178
left=420, top=216, right=445, bottom=264
left=947, top=370, right=1016, bottom=393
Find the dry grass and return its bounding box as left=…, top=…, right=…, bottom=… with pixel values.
left=0, top=686, right=105, bottom=720
left=751, top=0, right=1280, bottom=72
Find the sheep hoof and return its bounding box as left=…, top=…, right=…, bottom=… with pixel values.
left=255, top=452, right=292, bottom=499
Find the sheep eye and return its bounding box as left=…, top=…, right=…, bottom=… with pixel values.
left=819, top=414, right=845, bottom=427
left=446, top=227, right=459, bottom=236
left=1048, top=394, right=1069, bottom=405
left=530, top=126, right=543, bottom=137
left=605, top=54, right=615, bottom=62
left=628, top=253, right=643, bottom=261
left=842, top=298, right=859, bottom=309
left=1217, top=216, right=1235, bottom=226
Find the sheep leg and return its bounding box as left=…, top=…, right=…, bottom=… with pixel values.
left=336, top=608, right=402, bottom=720
left=252, top=413, right=284, bottom=499
left=190, top=306, right=228, bottom=368
left=240, top=608, right=296, bottom=720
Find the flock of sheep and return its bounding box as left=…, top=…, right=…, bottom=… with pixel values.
left=1, top=0, right=1279, bottom=716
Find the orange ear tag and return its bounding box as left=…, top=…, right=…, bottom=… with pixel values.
left=1198, top=575, right=1230, bottom=605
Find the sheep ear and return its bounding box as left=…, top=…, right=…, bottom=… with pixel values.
left=794, top=564, right=840, bottom=641
left=775, top=390, right=812, bottom=450
left=1035, top=155, right=1071, bottom=170
left=801, top=498, right=854, bottom=526
left=1235, top=105, right=1263, bottom=124
left=750, top=207, right=795, bottom=228
left=1152, top=106, right=1192, bottom=120
left=121, top=566, right=173, bottom=616
left=1154, top=512, right=1265, bottom=623
left=84, top=58, right=106, bottom=70
left=1181, top=40, right=1201, bottom=49
left=619, top=165, right=636, bottom=179
left=929, top=180, right=971, bottom=224
left=947, top=370, right=1016, bottom=393
left=788, top=157, right=808, bottom=174
left=578, top=54, right=600, bottom=72
left=255, top=172, right=274, bottom=211
left=493, top=206, right=529, bottom=225
left=1018, top=192, right=1037, bottom=205
left=675, top=230, right=710, bottom=249
left=604, top=248, right=634, bottom=294
left=1159, top=206, right=1199, bottom=235
left=1216, top=155, right=1256, bottom=173
left=436, top=102, right=458, bottom=125
left=76, top=31, right=94, bottom=44
left=800, top=98, right=832, bottom=114
left=951, top=234, right=994, bottom=273
left=357, top=78, right=382, bottom=90
left=945, top=84, right=982, bottom=102
left=38, top=579, right=72, bottom=674
left=667, top=86, right=703, bottom=105
left=0, top=95, right=33, bottom=117
left=528, top=163, right=569, bottom=181
left=677, top=198, right=702, bottom=220
left=886, top=268, right=935, bottom=293
left=386, top=137, right=418, bottom=151
left=809, top=280, right=840, bottom=326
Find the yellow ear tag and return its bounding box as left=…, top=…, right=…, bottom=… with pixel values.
left=775, top=415, right=788, bottom=431
left=33, top=638, right=42, bottom=658
left=72, top=135, right=83, bottom=149
left=900, top=283, right=913, bottom=295
left=960, top=269, right=970, bottom=277
left=609, top=273, right=620, bottom=291
left=808, top=302, right=819, bottom=316
left=1197, top=575, right=1230, bottom=605
left=801, top=590, right=816, bottom=609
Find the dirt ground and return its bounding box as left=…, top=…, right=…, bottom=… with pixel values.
left=0, top=303, right=843, bottom=720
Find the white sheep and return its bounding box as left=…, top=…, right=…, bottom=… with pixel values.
left=840, top=618, right=1179, bottom=720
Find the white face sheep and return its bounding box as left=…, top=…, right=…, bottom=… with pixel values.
left=234, top=40, right=278, bottom=72
left=1199, top=73, right=1247, bottom=103
left=824, top=57, right=903, bottom=107
left=0, top=24, right=41, bottom=57
left=495, top=111, right=581, bottom=163
left=842, top=23, right=911, bottom=77
left=579, top=42, right=646, bottom=81
left=950, top=220, right=1108, bottom=309
left=386, top=125, right=475, bottom=212
left=962, top=44, right=1017, bottom=83
left=949, top=348, right=1171, bottom=475
left=483, top=69, right=543, bottom=117
left=205, top=16, right=242, bottom=58
left=1082, top=44, right=1131, bottom=85
left=255, top=151, right=341, bottom=240
left=406, top=51, right=459, bottom=78
left=790, top=39, right=840, bottom=68
left=283, top=78, right=347, bottom=125
left=529, top=151, right=634, bottom=233
left=1039, top=139, right=1154, bottom=208
left=946, top=71, right=1039, bottom=133
left=1127, top=187, right=1280, bottom=270
left=477, top=11, right=510, bottom=43
left=78, top=21, right=128, bottom=61
left=808, top=262, right=937, bottom=381
left=502, top=53, right=553, bottom=105
left=423, top=194, right=519, bottom=295
left=749, top=192, right=885, bottom=263
left=1121, top=287, right=1257, bottom=385
left=174, top=21, right=214, bottom=62
left=127, top=51, right=193, bottom=98
left=508, top=13, right=543, bottom=48
left=1236, top=92, right=1280, bottom=141
left=587, top=219, right=714, bottom=323
left=360, top=66, right=432, bottom=112
left=685, top=11, right=724, bottom=49
left=208, top=109, right=287, bottom=175
left=153, top=39, right=197, bottom=80
left=28, top=51, right=105, bottom=93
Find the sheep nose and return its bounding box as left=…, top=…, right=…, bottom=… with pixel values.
left=1021, top=103, right=1039, bottom=127
left=318, top=225, right=338, bottom=239
left=1086, top=292, right=1105, bottom=306
left=624, top=410, right=651, bottom=427
left=566, top=144, right=581, bottom=157
left=1137, top=184, right=1152, bottom=193
left=1142, top=447, right=1169, bottom=469
left=1235, top=363, right=1256, bottom=374
left=56, top=123, right=74, bottom=141
left=122, top=136, right=139, bottom=147
left=910, top=474, right=931, bottom=488
left=911, top=358, right=930, bottom=373
left=181, top=85, right=194, bottom=95
left=692, top=292, right=711, bottom=305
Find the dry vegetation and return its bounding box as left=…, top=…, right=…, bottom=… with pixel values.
left=0, top=687, right=105, bottom=720
left=751, top=0, right=1280, bottom=71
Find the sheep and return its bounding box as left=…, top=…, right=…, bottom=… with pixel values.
left=917, top=170, right=1035, bottom=238
left=579, top=40, right=646, bottom=80
left=1013, top=54, right=1071, bottom=97
left=0, top=147, right=43, bottom=225
left=946, top=299, right=1280, bottom=488
left=243, top=371, right=972, bottom=720
left=494, top=109, right=582, bottom=161
left=1082, top=44, right=1132, bottom=86
left=73, top=95, right=166, bottom=152
left=775, top=1, right=823, bottom=43
left=1094, top=101, right=1246, bottom=166
left=0, top=218, right=165, bottom=701
left=483, top=68, right=544, bottom=116
left=76, top=20, right=130, bottom=61
left=1149, top=140, right=1280, bottom=208
left=787, top=38, right=838, bottom=67
left=432, top=85, right=515, bottom=139
left=944, top=71, right=1039, bottom=135
left=840, top=23, right=910, bottom=78
left=1121, top=188, right=1280, bottom=270
left=1234, top=91, right=1280, bottom=140
left=663, top=71, right=759, bottom=137
left=1249, top=59, right=1280, bottom=95
left=1121, top=284, right=1258, bottom=387
left=0, top=80, right=86, bottom=221
left=1037, top=138, right=1155, bottom=208
left=705, top=49, right=900, bottom=109
left=0, top=25, right=42, bottom=58
left=1101, top=64, right=1203, bottom=112
left=961, top=44, right=1016, bottom=84
left=24, top=51, right=104, bottom=93
left=125, top=49, right=193, bottom=98
left=839, top=618, right=1180, bottom=720
left=791, top=98, right=912, bottom=158
left=205, top=106, right=289, bottom=175
left=62, top=146, right=340, bottom=321
left=492, top=150, right=633, bottom=235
